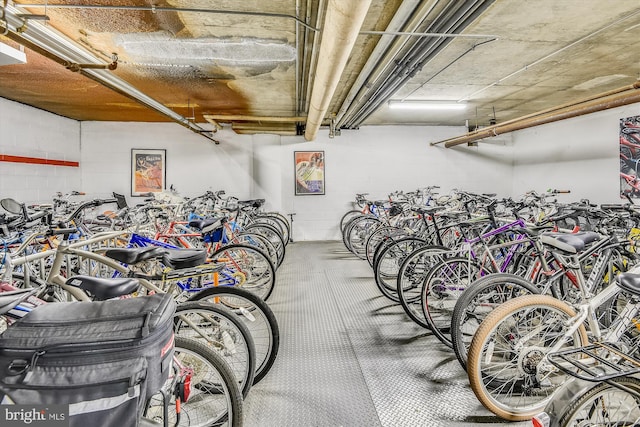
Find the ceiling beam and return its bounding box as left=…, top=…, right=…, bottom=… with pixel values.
left=204, top=115, right=307, bottom=123
left=304, top=0, right=372, bottom=141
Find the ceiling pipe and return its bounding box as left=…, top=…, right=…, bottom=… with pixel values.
left=301, top=0, right=325, bottom=115
left=204, top=115, right=307, bottom=123
left=2, top=3, right=218, bottom=143
left=333, top=0, right=424, bottom=129
left=304, top=0, right=372, bottom=141
left=432, top=79, right=640, bottom=148
left=17, top=3, right=321, bottom=32
left=340, top=0, right=496, bottom=129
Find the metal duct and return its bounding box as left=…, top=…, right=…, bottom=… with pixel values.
left=304, top=0, right=372, bottom=141
left=431, top=80, right=640, bottom=148
left=2, top=3, right=218, bottom=143
left=338, top=0, right=496, bottom=130
left=333, top=0, right=424, bottom=128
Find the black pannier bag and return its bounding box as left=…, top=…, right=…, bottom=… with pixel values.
left=0, top=293, right=176, bottom=427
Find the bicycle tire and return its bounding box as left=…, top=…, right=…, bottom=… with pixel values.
left=373, top=237, right=427, bottom=301
left=189, top=286, right=279, bottom=385
left=232, top=232, right=280, bottom=269
left=209, top=244, right=276, bottom=301
left=559, top=376, right=640, bottom=426
left=175, top=301, right=256, bottom=398
left=145, top=335, right=244, bottom=427
left=396, top=245, right=450, bottom=329
left=254, top=213, right=290, bottom=246
left=343, top=215, right=379, bottom=255
left=467, top=294, right=589, bottom=421
left=365, top=225, right=405, bottom=267
left=450, top=273, right=539, bottom=370
left=420, top=257, right=487, bottom=347
left=243, top=223, right=286, bottom=266
left=340, top=210, right=363, bottom=233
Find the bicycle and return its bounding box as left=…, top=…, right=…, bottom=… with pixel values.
left=533, top=338, right=640, bottom=426
left=466, top=232, right=640, bottom=421
left=451, top=204, right=639, bottom=370
left=0, top=284, right=244, bottom=427
left=1, top=225, right=259, bottom=400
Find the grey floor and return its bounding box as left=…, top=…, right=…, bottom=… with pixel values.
left=244, top=241, right=528, bottom=427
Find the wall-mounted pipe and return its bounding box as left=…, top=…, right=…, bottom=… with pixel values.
left=431, top=79, right=640, bottom=148
left=304, top=0, right=372, bottom=141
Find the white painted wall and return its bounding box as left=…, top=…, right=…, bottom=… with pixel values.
left=80, top=122, right=254, bottom=206
left=0, top=97, right=80, bottom=204
left=80, top=122, right=514, bottom=240
left=510, top=104, right=639, bottom=204
left=11, top=95, right=637, bottom=241
left=280, top=126, right=514, bottom=240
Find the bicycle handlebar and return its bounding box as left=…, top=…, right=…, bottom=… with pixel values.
left=66, top=198, right=117, bottom=222
left=548, top=189, right=571, bottom=194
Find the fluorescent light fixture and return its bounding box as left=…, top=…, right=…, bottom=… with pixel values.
left=0, top=42, right=27, bottom=66
left=388, top=100, right=466, bottom=110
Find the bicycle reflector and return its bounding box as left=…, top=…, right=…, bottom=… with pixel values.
left=531, top=412, right=550, bottom=427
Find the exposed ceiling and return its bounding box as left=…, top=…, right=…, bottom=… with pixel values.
left=1, top=0, right=640, bottom=142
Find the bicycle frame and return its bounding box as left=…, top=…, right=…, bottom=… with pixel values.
left=3, top=230, right=165, bottom=301
left=128, top=233, right=244, bottom=294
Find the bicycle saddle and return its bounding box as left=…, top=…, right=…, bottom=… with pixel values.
left=162, top=248, right=207, bottom=270
left=104, top=246, right=166, bottom=265
left=188, top=217, right=225, bottom=234
left=616, top=272, right=640, bottom=296
left=66, top=275, right=140, bottom=301
left=539, top=231, right=600, bottom=254
left=238, top=199, right=265, bottom=208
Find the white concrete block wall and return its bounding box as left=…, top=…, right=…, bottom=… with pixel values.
left=80, top=122, right=254, bottom=206
left=6, top=95, right=640, bottom=240
left=511, top=105, right=638, bottom=204
left=280, top=126, right=514, bottom=241
left=0, top=97, right=80, bottom=204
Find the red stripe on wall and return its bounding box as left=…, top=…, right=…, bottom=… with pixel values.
left=0, top=154, right=79, bottom=167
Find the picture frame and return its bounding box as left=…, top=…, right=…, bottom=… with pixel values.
left=131, top=149, right=166, bottom=197
left=620, top=116, right=640, bottom=199
left=294, top=151, right=325, bottom=195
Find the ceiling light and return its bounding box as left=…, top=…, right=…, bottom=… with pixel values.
left=0, top=42, right=26, bottom=66
left=388, top=100, right=466, bottom=110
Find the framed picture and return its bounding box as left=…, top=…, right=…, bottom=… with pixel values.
left=294, top=151, right=325, bottom=195
left=131, top=149, right=166, bottom=196
left=620, top=116, right=640, bottom=199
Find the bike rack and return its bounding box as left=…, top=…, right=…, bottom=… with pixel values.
left=547, top=342, right=640, bottom=383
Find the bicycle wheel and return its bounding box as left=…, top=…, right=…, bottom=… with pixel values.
left=365, top=225, right=403, bottom=267
left=345, top=215, right=380, bottom=257
left=189, top=286, right=279, bottom=385
left=145, top=336, right=243, bottom=427
left=396, top=245, right=450, bottom=329
left=374, top=237, right=427, bottom=301
left=340, top=210, right=363, bottom=233
left=559, top=377, right=640, bottom=426
left=254, top=213, right=290, bottom=246
left=243, top=223, right=285, bottom=267
left=232, top=232, right=279, bottom=268
left=421, top=257, right=487, bottom=347
left=450, top=273, right=539, bottom=370
left=174, top=301, right=256, bottom=398
left=209, top=244, right=276, bottom=301
left=467, top=294, right=589, bottom=421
